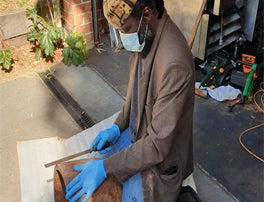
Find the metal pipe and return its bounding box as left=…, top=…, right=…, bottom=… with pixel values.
left=91, top=0, right=99, bottom=42
left=219, top=0, right=223, bottom=45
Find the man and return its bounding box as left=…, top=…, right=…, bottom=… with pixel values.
left=65, top=0, right=195, bottom=201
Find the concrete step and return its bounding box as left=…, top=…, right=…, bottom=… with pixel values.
left=51, top=63, right=124, bottom=123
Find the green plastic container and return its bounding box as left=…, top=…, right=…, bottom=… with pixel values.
left=242, top=63, right=257, bottom=103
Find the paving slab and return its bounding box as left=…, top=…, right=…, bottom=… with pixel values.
left=51, top=63, right=125, bottom=123
left=0, top=76, right=81, bottom=201
left=87, top=37, right=130, bottom=98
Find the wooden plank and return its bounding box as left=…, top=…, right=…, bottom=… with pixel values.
left=198, top=14, right=209, bottom=60
left=188, top=0, right=207, bottom=48
left=191, top=15, right=202, bottom=58
left=164, top=0, right=207, bottom=59
left=213, top=0, right=221, bottom=16
left=191, top=14, right=209, bottom=60
left=164, top=0, right=205, bottom=42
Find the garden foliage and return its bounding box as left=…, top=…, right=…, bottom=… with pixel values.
left=62, top=32, right=89, bottom=67
left=0, top=49, right=13, bottom=71
left=26, top=7, right=64, bottom=60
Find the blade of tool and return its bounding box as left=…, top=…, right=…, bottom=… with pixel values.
left=45, top=143, right=110, bottom=168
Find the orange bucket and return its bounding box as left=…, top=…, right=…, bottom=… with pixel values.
left=242, top=54, right=256, bottom=73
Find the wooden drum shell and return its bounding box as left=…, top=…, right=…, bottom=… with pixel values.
left=54, top=158, right=122, bottom=202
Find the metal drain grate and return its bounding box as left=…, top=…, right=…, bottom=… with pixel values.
left=39, top=71, right=95, bottom=129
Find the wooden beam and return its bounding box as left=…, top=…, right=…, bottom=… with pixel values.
left=198, top=14, right=209, bottom=60
left=213, top=0, right=221, bottom=16
left=188, top=0, right=207, bottom=48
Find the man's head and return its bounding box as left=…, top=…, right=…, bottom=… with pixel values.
left=104, top=0, right=164, bottom=57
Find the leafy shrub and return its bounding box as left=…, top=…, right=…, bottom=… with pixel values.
left=26, top=7, right=64, bottom=61
left=0, top=49, right=13, bottom=71
left=62, top=32, right=89, bottom=67
left=17, top=0, right=30, bottom=7
left=3, top=0, right=8, bottom=6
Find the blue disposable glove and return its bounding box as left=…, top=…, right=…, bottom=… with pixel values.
left=90, top=124, right=120, bottom=154
left=65, top=160, right=106, bottom=202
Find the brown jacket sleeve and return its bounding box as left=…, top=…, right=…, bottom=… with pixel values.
left=104, top=63, right=193, bottom=183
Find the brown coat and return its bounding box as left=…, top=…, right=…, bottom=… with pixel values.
left=104, top=10, right=195, bottom=202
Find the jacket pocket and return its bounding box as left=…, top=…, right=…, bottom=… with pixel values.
left=159, top=164, right=181, bottom=183
left=162, top=165, right=178, bottom=175
left=159, top=159, right=182, bottom=183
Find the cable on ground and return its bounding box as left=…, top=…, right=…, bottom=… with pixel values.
left=239, top=82, right=264, bottom=163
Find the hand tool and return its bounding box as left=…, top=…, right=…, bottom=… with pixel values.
left=229, top=63, right=257, bottom=112
left=45, top=142, right=110, bottom=168
left=199, top=52, right=232, bottom=88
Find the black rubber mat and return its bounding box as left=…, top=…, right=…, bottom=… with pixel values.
left=39, top=71, right=95, bottom=129
left=193, top=97, right=264, bottom=202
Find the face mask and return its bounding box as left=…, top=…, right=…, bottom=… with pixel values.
left=119, top=15, right=148, bottom=52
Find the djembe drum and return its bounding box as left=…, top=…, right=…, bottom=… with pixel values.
left=54, top=158, right=122, bottom=202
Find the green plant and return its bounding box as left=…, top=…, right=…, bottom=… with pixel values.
left=3, top=0, right=8, bottom=6
left=16, top=0, right=30, bottom=7
left=26, top=7, right=64, bottom=61
left=0, top=49, right=13, bottom=71
left=62, top=32, right=89, bottom=67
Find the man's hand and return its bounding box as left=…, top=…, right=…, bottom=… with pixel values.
left=65, top=160, right=106, bottom=202
left=90, top=124, right=120, bottom=154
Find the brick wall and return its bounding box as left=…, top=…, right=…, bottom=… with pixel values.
left=62, top=0, right=108, bottom=47
left=62, top=0, right=94, bottom=47
left=96, top=0, right=108, bottom=35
